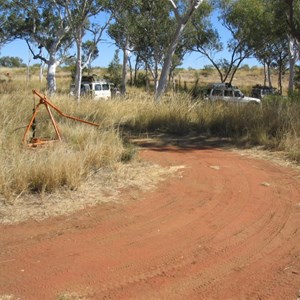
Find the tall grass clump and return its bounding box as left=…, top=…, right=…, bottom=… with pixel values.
left=1, top=128, right=125, bottom=197
left=193, top=101, right=268, bottom=143
left=192, top=95, right=300, bottom=160
left=1, top=73, right=300, bottom=201
left=123, top=93, right=194, bottom=135
left=0, top=86, right=133, bottom=201
left=111, top=91, right=300, bottom=163
left=266, top=95, right=300, bottom=161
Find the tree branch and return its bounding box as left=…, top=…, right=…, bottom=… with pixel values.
left=26, top=40, right=49, bottom=64
left=168, top=0, right=182, bottom=22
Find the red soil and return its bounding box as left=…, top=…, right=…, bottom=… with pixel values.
left=1, top=144, right=300, bottom=299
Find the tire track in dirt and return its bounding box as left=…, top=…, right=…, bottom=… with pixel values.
left=0, top=146, right=300, bottom=299
left=95, top=148, right=300, bottom=299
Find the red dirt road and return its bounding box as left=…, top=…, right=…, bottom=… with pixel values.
left=1, top=144, right=300, bottom=299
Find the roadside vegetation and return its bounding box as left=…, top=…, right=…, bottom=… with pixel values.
left=0, top=81, right=131, bottom=200
left=0, top=69, right=300, bottom=202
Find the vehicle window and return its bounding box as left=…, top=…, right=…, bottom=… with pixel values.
left=95, top=84, right=101, bottom=91
left=212, top=89, right=223, bottom=96
left=252, top=89, right=260, bottom=97
left=264, top=89, right=273, bottom=95
left=224, top=90, right=233, bottom=97
left=102, top=84, right=110, bottom=91
left=81, top=84, right=90, bottom=92
left=234, top=90, right=242, bottom=97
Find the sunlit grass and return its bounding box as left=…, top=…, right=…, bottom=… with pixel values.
left=0, top=71, right=300, bottom=201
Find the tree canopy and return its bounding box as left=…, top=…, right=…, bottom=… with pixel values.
left=2, top=0, right=300, bottom=96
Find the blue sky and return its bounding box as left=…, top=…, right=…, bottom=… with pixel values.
left=0, top=10, right=259, bottom=69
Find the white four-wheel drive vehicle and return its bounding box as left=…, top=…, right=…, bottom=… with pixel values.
left=206, top=83, right=261, bottom=104
left=70, top=75, right=112, bottom=100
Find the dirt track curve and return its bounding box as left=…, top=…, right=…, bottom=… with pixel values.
left=1, top=141, right=300, bottom=299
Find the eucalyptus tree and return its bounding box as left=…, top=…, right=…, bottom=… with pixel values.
left=108, top=0, right=204, bottom=97
left=211, top=0, right=267, bottom=84
left=223, top=0, right=293, bottom=94
left=288, top=35, right=299, bottom=93
left=0, top=0, right=14, bottom=47
left=185, top=2, right=223, bottom=79
left=262, top=2, right=289, bottom=94
left=130, top=1, right=175, bottom=92
left=82, top=40, right=100, bottom=72
left=155, top=0, right=205, bottom=100
left=0, top=56, right=26, bottom=67
left=284, top=0, right=300, bottom=43
left=108, top=22, right=131, bottom=94
left=107, top=0, right=137, bottom=95
left=109, top=0, right=177, bottom=93
left=8, top=0, right=72, bottom=95
left=56, top=0, right=111, bottom=102
left=168, top=39, right=190, bottom=91
left=106, top=49, right=122, bottom=87
left=108, top=23, right=130, bottom=94
left=272, top=0, right=300, bottom=92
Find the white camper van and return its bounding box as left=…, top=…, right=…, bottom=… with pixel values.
left=71, top=75, right=112, bottom=100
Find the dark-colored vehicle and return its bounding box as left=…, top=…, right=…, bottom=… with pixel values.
left=251, top=85, right=277, bottom=99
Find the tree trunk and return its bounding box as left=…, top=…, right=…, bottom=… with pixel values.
left=267, top=63, right=272, bottom=87
left=128, top=56, right=133, bottom=86
left=47, top=54, right=59, bottom=96
left=155, top=0, right=202, bottom=100
left=121, top=38, right=129, bottom=95
left=263, top=63, right=267, bottom=86
left=288, top=36, right=299, bottom=94
left=134, top=55, right=140, bottom=86
left=229, top=59, right=244, bottom=84
left=154, top=63, right=159, bottom=93
left=155, top=23, right=185, bottom=100
left=145, top=66, right=149, bottom=92
left=278, top=62, right=283, bottom=95
left=75, top=36, right=83, bottom=103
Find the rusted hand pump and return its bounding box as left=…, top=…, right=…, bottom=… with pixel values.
left=23, top=89, right=99, bottom=147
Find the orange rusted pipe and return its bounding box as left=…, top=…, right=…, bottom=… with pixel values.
left=23, top=90, right=100, bottom=147
left=32, top=90, right=100, bottom=127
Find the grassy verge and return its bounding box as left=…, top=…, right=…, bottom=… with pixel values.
left=0, top=88, right=134, bottom=200
left=1, top=78, right=300, bottom=201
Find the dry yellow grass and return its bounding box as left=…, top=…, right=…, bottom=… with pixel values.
left=0, top=85, right=133, bottom=200
left=173, top=67, right=289, bottom=94
left=0, top=67, right=299, bottom=217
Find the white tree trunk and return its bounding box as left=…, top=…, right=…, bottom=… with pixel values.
left=155, top=0, right=203, bottom=100
left=47, top=54, right=59, bottom=96
left=75, top=37, right=83, bottom=103
left=288, top=35, right=299, bottom=94
left=156, top=23, right=186, bottom=100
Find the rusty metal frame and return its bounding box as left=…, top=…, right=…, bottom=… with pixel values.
left=23, top=89, right=99, bottom=147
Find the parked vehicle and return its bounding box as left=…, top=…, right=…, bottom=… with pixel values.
left=205, top=83, right=261, bottom=104
left=251, top=84, right=277, bottom=99
left=70, top=75, right=112, bottom=100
